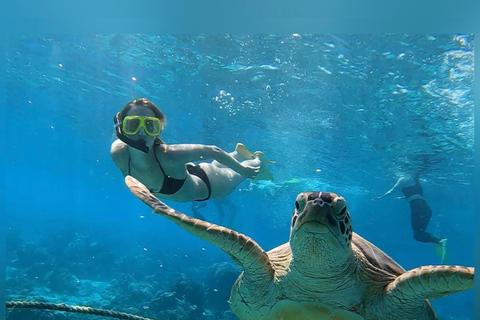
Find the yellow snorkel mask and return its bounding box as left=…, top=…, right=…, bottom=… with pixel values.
left=122, top=116, right=162, bottom=136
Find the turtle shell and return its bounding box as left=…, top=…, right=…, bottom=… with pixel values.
left=352, top=232, right=405, bottom=279
left=351, top=233, right=439, bottom=319
left=267, top=232, right=407, bottom=281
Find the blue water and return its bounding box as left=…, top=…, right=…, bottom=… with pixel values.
left=5, top=34, right=474, bottom=319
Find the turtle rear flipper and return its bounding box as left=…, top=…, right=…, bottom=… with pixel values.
left=125, top=175, right=275, bottom=278
left=387, top=265, right=474, bottom=301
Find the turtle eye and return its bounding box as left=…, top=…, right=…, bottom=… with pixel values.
left=331, top=196, right=347, bottom=217
left=294, top=193, right=307, bottom=212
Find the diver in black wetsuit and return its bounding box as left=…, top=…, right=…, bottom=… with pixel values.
left=372, top=173, right=447, bottom=261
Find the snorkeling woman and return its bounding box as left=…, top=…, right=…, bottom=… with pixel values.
left=111, top=98, right=273, bottom=202
left=372, top=172, right=447, bottom=262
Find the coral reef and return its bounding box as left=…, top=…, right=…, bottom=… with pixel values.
left=6, top=226, right=245, bottom=320
left=205, top=262, right=241, bottom=314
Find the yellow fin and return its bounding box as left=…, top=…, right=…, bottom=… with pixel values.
left=285, top=178, right=302, bottom=184
left=252, top=150, right=274, bottom=181
left=235, top=143, right=255, bottom=160
left=435, top=239, right=448, bottom=264
left=254, top=165, right=274, bottom=181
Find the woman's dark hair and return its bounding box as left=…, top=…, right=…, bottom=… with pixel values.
left=117, top=98, right=167, bottom=144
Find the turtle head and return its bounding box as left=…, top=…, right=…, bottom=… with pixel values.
left=289, top=192, right=353, bottom=271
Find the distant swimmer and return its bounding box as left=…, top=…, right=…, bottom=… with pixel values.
left=111, top=98, right=274, bottom=202
left=191, top=197, right=237, bottom=227
left=372, top=172, right=447, bottom=262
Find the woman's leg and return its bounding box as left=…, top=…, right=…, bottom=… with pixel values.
left=211, top=143, right=255, bottom=168
left=191, top=202, right=207, bottom=220
left=410, top=200, right=442, bottom=244
left=213, top=197, right=237, bottom=227
left=211, top=143, right=274, bottom=180
left=201, top=143, right=273, bottom=198
left=198, top=163, right=247, bottom=198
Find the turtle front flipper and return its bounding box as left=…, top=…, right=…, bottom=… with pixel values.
left=386, top=265, right=474, bottom=301
left=125, top=176, right=275, bottom=278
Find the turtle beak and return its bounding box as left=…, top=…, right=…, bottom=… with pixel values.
left=297, top=198, right=339, bottom=235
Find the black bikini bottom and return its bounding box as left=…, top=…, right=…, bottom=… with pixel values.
left=186, top=164, right=212, bottom=201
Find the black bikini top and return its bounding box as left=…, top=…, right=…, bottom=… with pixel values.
left=401, top=179, right=424, bottom=198
left=128, top=148, right=186, bottom=195
left=127, top=145, right=212, bottom=201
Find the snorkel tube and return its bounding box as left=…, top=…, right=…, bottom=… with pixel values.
left=114, top=112, right=150, bottom=154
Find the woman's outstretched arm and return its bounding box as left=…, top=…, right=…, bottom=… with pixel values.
left=372, top=177, right=403, bottom=200
left=161, top=143, right=259, bottom=178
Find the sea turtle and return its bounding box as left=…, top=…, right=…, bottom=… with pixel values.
left=125, top=175, right=474, bottom=320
